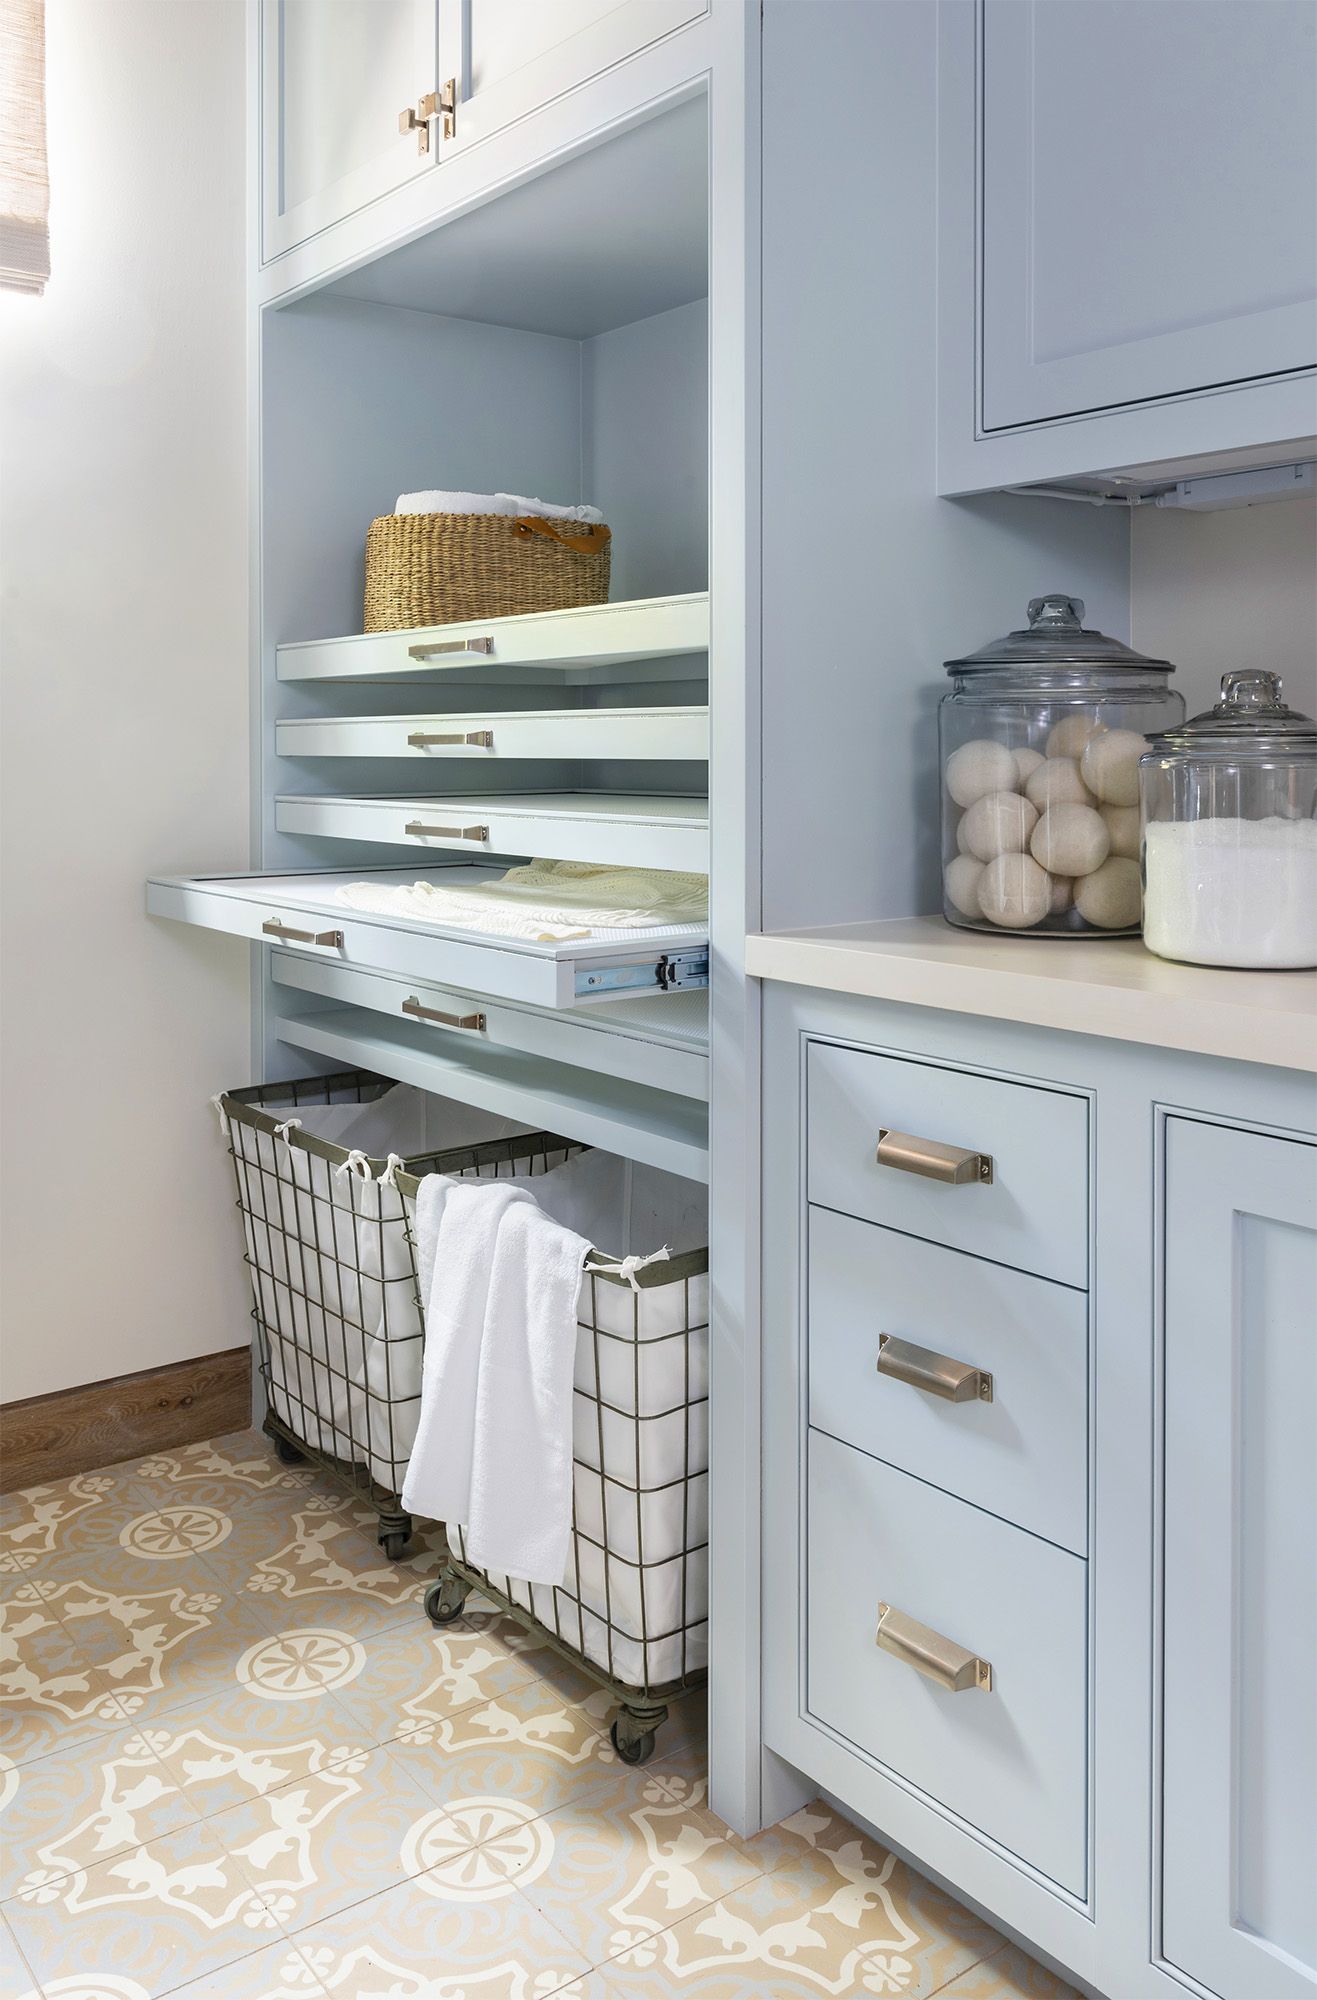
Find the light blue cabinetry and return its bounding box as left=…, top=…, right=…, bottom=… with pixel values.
left=1161, top=1117, right=1317, bottom=2000
left=938, top=0, right=1317, bottom=492
left=761, top=979, right=1317, bottom=1999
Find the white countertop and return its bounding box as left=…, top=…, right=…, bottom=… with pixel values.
left=745, top=918, right=1317, bottom=1072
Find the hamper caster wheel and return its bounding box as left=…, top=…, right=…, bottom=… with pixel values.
left=425, top=1577, right=471, bottom=1626
left=272, top=1436, right=305, bottom=1466
left=610, top=1717, right=658, bottom=1767
left=379, top=1530, right=410, bottom=1562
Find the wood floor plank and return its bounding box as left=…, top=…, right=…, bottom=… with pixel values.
left=0, top=1347, right=252, bottom=1491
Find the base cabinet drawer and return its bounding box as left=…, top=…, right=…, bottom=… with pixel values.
left=807, top=1429, right=1088, bottom=1897
left=807, top=1041, right=1088, bottom=1288
left=808, top=1207, right=1088, bottom=1554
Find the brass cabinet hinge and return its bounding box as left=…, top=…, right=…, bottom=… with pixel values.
left=398, top=81, right=456, bottom=154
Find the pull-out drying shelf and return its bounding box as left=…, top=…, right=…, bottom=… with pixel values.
left=146, top=866, right=709, bottom=1010
left=272, top=1005, right=709, bottom=1182
left=275, top=592, right=709, bottom=687
left=274, top=792, right=709, bottom=872
left=275, top=705, right=709, bottom=763
left=270, top=951, right=709, bottom=1101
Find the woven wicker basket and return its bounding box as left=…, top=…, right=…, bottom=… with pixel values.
left=364, top=511, right=612, bottom=633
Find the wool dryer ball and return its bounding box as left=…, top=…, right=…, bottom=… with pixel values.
left=944, top=854, right=986, bottom=917
left=1013, top=746, right=1046, bottom=786
left=1031, top=802, right=1110, bottom=877
left=1080, top=729, right=1147, bottom=807
left=1101, top=804, right=1141, bottom=860
left=960, top=789, right=1039, bottom=860
left=977, top=853, right=1051, bottom=929
left=945, top=738, right=1020, bottom=808
left=1024, top=756, right=1096, bottom=812
left=1046, top=714, right=1105, bottom=759
left=1074, top=855, right=1142, bottom=929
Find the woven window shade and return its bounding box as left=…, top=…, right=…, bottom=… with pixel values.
left=0, top=0, right=49, bottom=294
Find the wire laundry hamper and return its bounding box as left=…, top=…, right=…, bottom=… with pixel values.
left=413, top=1224, right=710, bottom=1767
left=220, top=1068, right=709, bottom=1763
left=220, top=1070, right=580, bottom=1558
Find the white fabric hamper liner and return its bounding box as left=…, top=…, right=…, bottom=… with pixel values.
left=224, top=1078, right=708, bottom=1690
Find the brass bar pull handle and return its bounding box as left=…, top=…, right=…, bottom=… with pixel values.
left=876, top=1128, right=993, bottom=1185
left=876, top=1603, right=992, bottom=1692
left=403, top=821, right=490, bottom=842
left=261, top=919, right=344, bottom=948
left=877, top=1334, right=993, bottom=1404
left=401, top=996, right=486, bottom=1032
left=406, top=730, right=494, bottom=749
left=406, top=637, right=494, bottom=661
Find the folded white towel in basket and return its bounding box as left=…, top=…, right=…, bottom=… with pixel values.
left=394, top=489, right=604, bottom=523
left=402, top=1175, right=589, bottom=1587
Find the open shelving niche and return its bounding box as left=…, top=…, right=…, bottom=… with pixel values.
left=187, top=95, right=713, bottom=1177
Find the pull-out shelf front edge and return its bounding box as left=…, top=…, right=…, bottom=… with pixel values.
left=146, top=867, right=709, bottom=1010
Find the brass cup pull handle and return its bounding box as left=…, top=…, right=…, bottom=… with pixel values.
left=261, top=919, right=344, bottom=948
left=876, top=1128, right=993, bottom=1185
left=406, top=730, right=494, bottom=750
left=406, top=637, right=494, bottom=662
left=403, top=821, right=490, bottom=842
left=876, top=1603, right=993, bottom=1693
left=877, top=1333, right=993, bottom=1404
left=401, top=996, right=486, bottom=1033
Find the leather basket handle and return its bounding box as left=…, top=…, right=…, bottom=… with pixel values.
left=510, top=515, right=612, bottom=555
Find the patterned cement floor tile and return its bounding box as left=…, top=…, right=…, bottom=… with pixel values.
left=130, top=1433, right=319, bottom=1498
left=0, top=1604, right=133, bottom=1764
left=0, top=1472, right=163, bottom=1580
left=210, top=1740, right=461, bottom=1935
left=225, top=1507, right=435, bottom=1639
left=934, top=1942, right=1082, bottom=1999
left=52, top=1579, right=277, bottom=1725
left=0, top=1911, right=39, bottom=2000
left=169, top=1938, right=331, bottom=1999
left=395, top=1676, right=622, bottom=1826
left=330, top=1615, right=551, bottom=1750
left=0, top=1718, right=196, bottom=1902
left=3, top=1815, right=284, bottom=1999
left=144, top=1674, right=373, bottom=1819
left=587, top=1836, right=999, bottom=2000
left=281, top=1867, right=591, bottom=1999
left=484, top=1753, right=767, bottom=1971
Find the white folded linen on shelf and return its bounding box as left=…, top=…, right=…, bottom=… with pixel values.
left=403, top=1174, right=589, bottom=1586
left=394, top=489, right=604, bottom=523
left=335, top=858, right=709, bottom=941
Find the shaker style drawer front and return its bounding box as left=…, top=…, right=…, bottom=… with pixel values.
left=807, top=1042, right=1088, bottom=1288
left=807, top=1430, right=1088, bottom=1897
left=274, top=792, right=710, bottom=873
left=808, top=1207, right=1088, bottom=1554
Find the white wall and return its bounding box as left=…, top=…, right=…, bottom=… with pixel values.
left=0, top=0, right=251, bottom=1403
left=1132, top=497, right=1317, bottom=723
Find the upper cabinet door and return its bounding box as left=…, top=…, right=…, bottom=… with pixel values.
left=1162, top=1117, right=1317, bottom=2000
left=261, top=0, right=441, bottom=262
left=979, top=0, right=1317, bottom=432
left=436, top=0, right=706, bottom=161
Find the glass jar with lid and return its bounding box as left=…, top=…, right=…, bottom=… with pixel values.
left=940, top=595, right=1184, bottom=937
left=1140, top=669, right=1317, bottom=969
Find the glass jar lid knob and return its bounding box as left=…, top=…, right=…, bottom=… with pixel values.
left=1219, top=668, right=1286, bottom=713
left=1026, top=594, right=1085, bottom=630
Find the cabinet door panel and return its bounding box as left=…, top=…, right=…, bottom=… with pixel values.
left=980, top=0, right=1317, bottom=429
left=262, top=0, right=440, bottom=261
left=1163, top=1118, right=1317, bottom=1999
left=437, top=0, right=706, bottom=161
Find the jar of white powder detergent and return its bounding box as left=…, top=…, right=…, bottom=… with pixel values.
left=1140, top=671, right=1317, bottom=969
